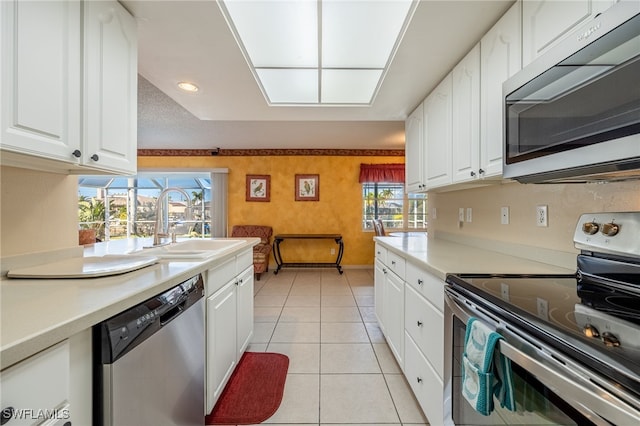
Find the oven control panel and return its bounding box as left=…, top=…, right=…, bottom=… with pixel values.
left=574, top=212, right=640, bottom=258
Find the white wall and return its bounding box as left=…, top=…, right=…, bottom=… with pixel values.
left=1, top=166, right=79, bottom=256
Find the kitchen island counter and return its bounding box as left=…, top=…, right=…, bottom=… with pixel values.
left=0, top=238, right=259, bottom=370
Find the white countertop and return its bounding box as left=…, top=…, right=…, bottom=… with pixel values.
left=0, top=237, right=259, bottom=370
left=375, top=234, right=574, bottom=280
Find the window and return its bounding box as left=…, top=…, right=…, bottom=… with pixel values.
left=78, top=172, right=226, bottom=242
left=358, top=163, right=427, bottom=231
left=362, top=182, right=427, bottom=231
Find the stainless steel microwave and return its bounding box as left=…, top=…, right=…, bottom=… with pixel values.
left=503, top=0, right=640, bottom=184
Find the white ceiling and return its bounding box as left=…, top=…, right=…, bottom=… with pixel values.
left=125, top=0, right=514, bottom=150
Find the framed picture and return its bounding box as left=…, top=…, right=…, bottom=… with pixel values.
left=295, top=174, right=319, bottom=201
left=246, top=175, right=270, bottom=202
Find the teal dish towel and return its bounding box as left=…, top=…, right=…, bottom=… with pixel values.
left=461, top=317, right=516, bottom=416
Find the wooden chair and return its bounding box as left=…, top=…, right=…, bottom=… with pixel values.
left=372, top=218, right=386, bottom=236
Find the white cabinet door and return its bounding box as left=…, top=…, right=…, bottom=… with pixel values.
left=405, top=284, right=444, bottom=378
left=452, top=44, right=481, bottom=184
left=404, top=332, right=444, bottom=426
left=0, top=0, right=81, bottom=164
left=206, top=279, right=237, bottom=412
left=405, top=102, right=426, bottom=193
left=384, top=270, right=405, bottom=369
left=83, top=0, right=137, bottom=174
left=424, top=74, right=453, bottom=189
left=0, top=340, right=70, bottom=425
left=374, top=259, right=386, bottom=332
left=522, top=0, right=615, bottom=66
left=236, top=265, right=254, bottom=356
left=480, top=1, right=521, bottom=178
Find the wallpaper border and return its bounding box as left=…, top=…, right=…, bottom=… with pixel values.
left=138, top=148, right=404, bottom=157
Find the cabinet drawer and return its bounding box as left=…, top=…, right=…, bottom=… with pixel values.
left=386, top=251, right=406, bottom=280
left=405, top=284, right=444, bottom=378
left=405, top=262, right=444, bottom=312
left=236, top=248, right=253, bottom=272
left=1, top=341, right=70, bottom=422
left=207, top=256, right=236, bottom=296
left=404, top=332, right=444, bottom=426
left=375, top=243, right=387, bottom=265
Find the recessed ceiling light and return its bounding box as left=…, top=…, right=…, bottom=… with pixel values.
left=177, top=81, right=199, bottom=92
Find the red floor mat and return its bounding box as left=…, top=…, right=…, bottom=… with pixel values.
left=206, top=352, right=289, bottom=425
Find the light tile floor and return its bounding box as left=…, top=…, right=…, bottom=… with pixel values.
left=247, top=268, right=429, bottom=426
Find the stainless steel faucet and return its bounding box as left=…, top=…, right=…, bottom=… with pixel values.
left=153, top=187, right=192, bottom=246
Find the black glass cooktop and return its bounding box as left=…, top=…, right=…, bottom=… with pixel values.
left=446, top=273, right=640, bottom=398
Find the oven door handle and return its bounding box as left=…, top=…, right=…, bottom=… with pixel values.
left=444, top=289, right=640, bottom=426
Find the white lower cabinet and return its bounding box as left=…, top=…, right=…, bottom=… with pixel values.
left=206, top=279, right=238, bottom=411
left=405, top=332, right=444, bottom=425
left=205, top=249, right=254, bottom=413
left=374, top=245, right=445, bottom=425
left=374, top=245, right=405, bottom=369
left=236, top=265, right=255, bottom=355
left=0, top=341, right=71, bottom=425
left=384, top=269, right=405, bottom=368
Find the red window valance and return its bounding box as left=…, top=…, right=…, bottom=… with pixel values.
left=358, top=163, right=405, bottom=183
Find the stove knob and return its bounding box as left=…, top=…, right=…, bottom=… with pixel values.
left=583, top=324, right=600, bottom=338
left=601, top=222, right=620, bottom=237
left=602, top=332, right=620, bottom=347
left=582, top=222, right=599, bottom=235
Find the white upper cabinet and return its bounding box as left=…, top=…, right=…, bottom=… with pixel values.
left=0, top=0, right=82, bottom=164
left=83, top=0, right=138, bottom=174
left=424, top=74, right=453, bottom=189
left=451, top=44, right=480, bottom=184
left=480, top=1, right=522, bottom=178
left=405, top=102, right=426, bottom=193
left=522, top=0, right=616, bottom=66
left=0, top=0, right=137, bottom=175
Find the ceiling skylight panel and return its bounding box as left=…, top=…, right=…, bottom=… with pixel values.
left=256, top=68, right=318, bottom=103
left=322, top=69, right=382, bottom=103
left=222, top=0, right=318, bottom=67
left=321, top=0, right=414, bottom=68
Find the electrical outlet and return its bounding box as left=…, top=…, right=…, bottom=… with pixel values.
left=536, top=205, right=548, bottom=227
left=501, top=207, right=510, bottom=225
left=466, top=207, right=472, bottom=223
left=459, top=208, right=465, bottom=222
left=537, top=298, right=549, bottom=320
left=500, top=283, right=510, bottom=302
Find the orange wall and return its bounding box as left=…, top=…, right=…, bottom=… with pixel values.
left=138, top=155, right=402, bottom=266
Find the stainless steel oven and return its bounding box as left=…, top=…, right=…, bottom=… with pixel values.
left=503, top=0, right=640, bottom=184
left=444, top=212, right=640, bottom=425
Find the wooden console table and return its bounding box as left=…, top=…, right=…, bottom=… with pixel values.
left=273, top=234, right=344, bottom=274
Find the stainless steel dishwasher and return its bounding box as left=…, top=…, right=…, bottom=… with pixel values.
left=94, top=274, right=205, bottom=426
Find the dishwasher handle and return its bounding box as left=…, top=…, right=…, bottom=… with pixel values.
left=160, top=301, right=185, bottom=326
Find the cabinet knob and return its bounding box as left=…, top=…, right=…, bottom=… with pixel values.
left=91, top=154, right=99, bottom=161
left=416, top=377, right=423, bottom=383
left=479, top=168, right=485, bottom=175
left=72, top=149, right=81, bottom=158
left=382, top=268, right=387, bottom=274
left=1, top=407, right=14, bottom=425
left=417, top=279, right=423, bottom=286
left=417, top=321, right=423, bottom=327
left=391, top=260, right=396, bottom=265
left=470, top=171, right=476, bottom=177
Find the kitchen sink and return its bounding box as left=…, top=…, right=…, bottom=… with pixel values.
left=132, top=239, right=246, bottom=259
